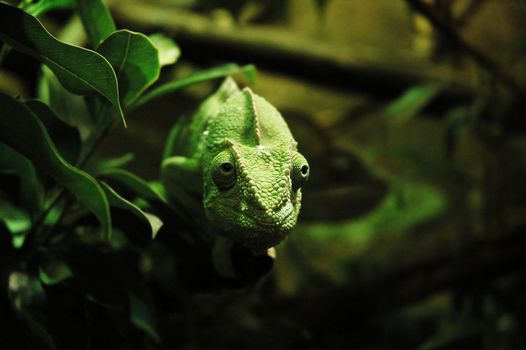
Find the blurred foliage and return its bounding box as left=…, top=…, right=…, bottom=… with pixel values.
left=155, top=0, right=290, bottom=23
left=143, top=0, right=332, bottom=25
left=1, top=0, right=526, bottom=349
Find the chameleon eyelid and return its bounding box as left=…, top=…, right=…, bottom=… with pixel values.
left=211, top=151, right=237, bottom=190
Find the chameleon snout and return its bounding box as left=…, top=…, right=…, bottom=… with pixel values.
left=248, top=199, right=295, bottom=228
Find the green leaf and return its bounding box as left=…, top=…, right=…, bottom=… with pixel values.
left=129, top=293, right=161, bottom=344
left=26, top=0, right=74, bottom=16
left=93, top=153, right=135, bottom=175
left=0, top=93, right=111, bottom=238
left=102, top=182, right=163, bottom=240
left=385, top=83, right=443, bottom=125
left=39, top=258, right=73, bottom=285
left=0, top=143, right=44, bottom=215
left=148, top=33, right=180, bottom=67
left=100, top=168, right=167, bottom=204
left=97, top=30, right=160, bottom=106
left=25, top=100, right=81, bottom=165
left=74, top=0, right=116, bottom=47
left=0, top=3, right=125, bottom=125
left=37, top=66, right=94, bottom=140
left=0, top=221, right=15, bottom=286
left=0, top=193, right=31, bottom=234
left=132, top=63, right=256, bottom=109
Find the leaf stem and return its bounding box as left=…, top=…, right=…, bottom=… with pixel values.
left=18, top=188, right=65, bottom=261
left=77, top=106, right=118, bottom=169
left=19, top=103, right=118, bottom=262
left=39, top=195, right=73, bottom=248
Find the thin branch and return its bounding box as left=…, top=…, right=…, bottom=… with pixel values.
left=17, top=188, right=65, bottom=262
left=456, top=0, right=488, bottom=28
left=406, top=0, right=526, bottom=99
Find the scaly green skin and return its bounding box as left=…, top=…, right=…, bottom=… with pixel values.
left=162, top=78, right=309, bottom=253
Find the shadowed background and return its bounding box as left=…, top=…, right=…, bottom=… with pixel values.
left=2, top=0, right=526, bottom=349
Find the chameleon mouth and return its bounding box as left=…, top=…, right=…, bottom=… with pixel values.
left=208, top=203, right=296, bottom=252
left=255, top=219, right=281, bottom=229
left=252, top=205, right=294, bottom=229
left=207, top=201, right=295, bottom=233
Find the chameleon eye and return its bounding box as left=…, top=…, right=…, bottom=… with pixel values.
left=212, top=151, right=236, bottom=190
left=291, top=152, right=309, bottom=190
left=220, top=162, right=233, bottom=173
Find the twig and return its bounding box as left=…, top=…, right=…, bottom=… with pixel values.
left=406, top=0, right=526, bottom=99
left=17, top=188, right=65, bottom=261
left=456, top=0, right=488, bottom=28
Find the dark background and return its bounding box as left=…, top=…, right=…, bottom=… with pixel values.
left=2, top=0, right=526, bottom=349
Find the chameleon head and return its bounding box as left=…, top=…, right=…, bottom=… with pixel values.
left=203, top=87, right=309, bottom=254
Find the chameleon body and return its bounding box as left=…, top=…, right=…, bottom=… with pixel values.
left=161, top=78, right=309, bottom=254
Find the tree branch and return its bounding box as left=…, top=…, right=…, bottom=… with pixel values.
left=109, top=0, right=473, bottom=102
left=406, top=0, right=526, bottom=99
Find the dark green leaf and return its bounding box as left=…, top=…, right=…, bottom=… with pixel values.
left=0, top=193, right=31, bottom=234
left=93, top=153, right=135, bottom=175
left=26, top=0, right=74, bottom=16
left=102, top=182, right=163, bottom=240
left=37, top=66, right=94, bottom=140
left=132, top=63, right=256, bottom=109
left=0, top=3, right=124, bottom=125
left=0, top=221, right=14, bottom=286
left=148, top=33, right=180, bottom=67
left=97, top=30, right=160, bottom=106
left=385, top=83, right=443, bottom=125
left=0, top=143, right=44, bottom=215
left=0, top=93, right=111, bottom=238
left=39, top=258, right=73, bottom=285
left=74, top=0, right=116, bottom=47
left=25, top=100, right=81, bottom=165
left=129, top=293, right=161, bottom=344
left=100, top=168, right=167, bottom=204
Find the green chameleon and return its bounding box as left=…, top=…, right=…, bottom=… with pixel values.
left=161, top=77, right=309, bottom=257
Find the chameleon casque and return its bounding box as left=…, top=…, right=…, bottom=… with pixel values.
left=161, top=77, right=309, bottom=257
